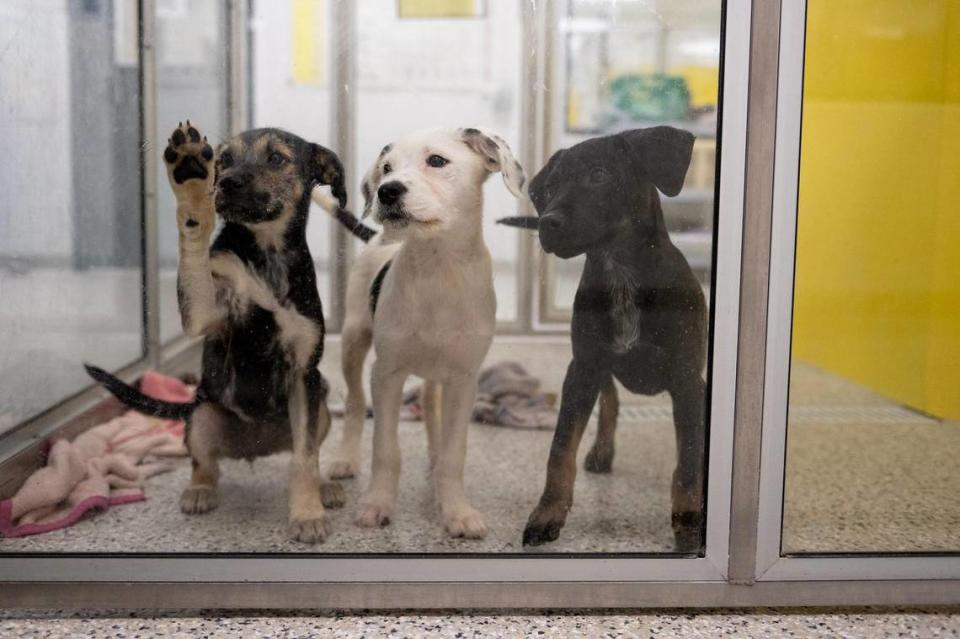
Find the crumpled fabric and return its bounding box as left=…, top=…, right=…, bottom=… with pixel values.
left=329, top=361, right=558, bottom=430
left=471, top=361, right=558, bottom=429
left=0, top=371, right=192, bottom=538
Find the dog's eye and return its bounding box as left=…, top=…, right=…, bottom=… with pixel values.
left=587, top=167, right=610, bottom=185
left=383, top=163, right=392, bottom=175
left=426, top=154, right=449, bottom=168
left=220, top=151, right=234, bottom=168
left=268, top=152, right=287, bottom=166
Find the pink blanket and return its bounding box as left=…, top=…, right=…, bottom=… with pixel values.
left=0, top=371, right=192, bottom=538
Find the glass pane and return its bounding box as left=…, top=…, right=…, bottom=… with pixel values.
left=783, top=0, right=960, bottom=553
left=1, top=0, right=722, bottom=557
left=0, top=0, right=144, bottom=433
left=157, top=0, right=228, bottom=343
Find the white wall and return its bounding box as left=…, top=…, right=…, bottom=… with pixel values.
left=0, top=0, right=73, bottom=259
left=251, top=0, right=524, bottom=267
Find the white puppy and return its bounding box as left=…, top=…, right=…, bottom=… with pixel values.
left=320, top=127, right=525, bottom=538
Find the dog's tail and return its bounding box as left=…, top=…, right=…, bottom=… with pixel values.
left=84, top=364, right=198, bottom=421
left=312, top=188, right=378, bottom=243
left=496, top=216, right=540, bottom=230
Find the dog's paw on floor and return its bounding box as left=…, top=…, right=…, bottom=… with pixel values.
left=288, top=515, right=330, bottom=544
left=355, top=497, right=394, bottom=528
left=179, top=486, right=219, bottom=515
left=320, top=481, right=346, bottom=509
left=442, top=506, right=488, bottom=539
left=328, top=459, right=358, bottom=479
left=584, top=443, right=614, bottom=474
left=522, top=502, right=568, bottom=546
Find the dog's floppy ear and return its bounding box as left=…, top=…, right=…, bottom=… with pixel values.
left=618, top=126, right=695, bottom=197
left=527, top=147, right=566, bottom=204
left=310, top=143, right=348, bottom=208
left=460, top=128, right=527, bottom=199
left=359, top=163, right=379, bottom=219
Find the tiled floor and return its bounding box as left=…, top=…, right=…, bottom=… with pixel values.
left=1, top=608, right=959, bottom=638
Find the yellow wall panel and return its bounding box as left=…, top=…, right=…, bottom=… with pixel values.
left=292, top=0, right=325, bottom=85
left=793, top=0, right=960, bottom=419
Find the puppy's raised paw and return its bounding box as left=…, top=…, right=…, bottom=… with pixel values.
left=179, top=486, right=219, bottom=515
left=163, top=121, right=216, bottom=236
left=443, top=506, right=487, bottom=540
left=320, top=480, right=346, bottom=509
left=164, top=121, right=214, bottom=185
left=288, top=515, right=330, bottom=544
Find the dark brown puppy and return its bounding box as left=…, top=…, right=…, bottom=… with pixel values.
left=500, top=126, right=706, bottom=551
left=86, top=123, right=347, bottom=543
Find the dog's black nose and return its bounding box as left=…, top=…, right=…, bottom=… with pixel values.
left=220, top=173, right=248, bottom=192
left=378, top=181, right=407, bottom=205
left=540, top=213, right=563, bottom=231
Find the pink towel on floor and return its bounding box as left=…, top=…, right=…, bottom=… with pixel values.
left=0, top=371, right=193, bottom=538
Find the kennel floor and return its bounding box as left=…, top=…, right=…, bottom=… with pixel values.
left=1, top=338, right=957, bottom=554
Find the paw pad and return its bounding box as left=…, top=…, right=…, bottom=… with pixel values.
left=164, top=120, right=214, bottom=185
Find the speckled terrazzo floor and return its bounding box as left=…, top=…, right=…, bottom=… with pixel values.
left=0, top=339, right=679, bottom=554
left=0, top=338, right=958, bottom=554
left=784, top=363, right=960, bottom=553
left=1, top=608, right=959, bottom=638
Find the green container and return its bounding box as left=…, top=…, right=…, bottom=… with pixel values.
left=609, top=73, right=692, bottom=122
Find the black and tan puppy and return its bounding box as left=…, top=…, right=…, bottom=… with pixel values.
left=500, top=126, right=706, bottom=551
left=86, top=122, right=349, bottom=543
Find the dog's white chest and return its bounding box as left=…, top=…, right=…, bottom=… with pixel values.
left=605, top=259, right=641, bottom=354
left=373, top=257, right=495, bottom=379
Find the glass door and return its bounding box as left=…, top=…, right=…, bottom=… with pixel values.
left=0, top=0, right=749, bottom=592
left=757, top=0, right=960, bottom=580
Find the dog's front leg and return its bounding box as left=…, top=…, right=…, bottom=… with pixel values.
left=180, top=403, right=228, bottom=514
left=163, top=122, right=227, bottom=336
left=286, top=369, right=333, bottom=543
left=435, top=374, right=486, bottom=539
left=669, top=373, right=707, bottom=552
left=523, top=359, right=602, bottom=546
left=355, top=360, right=405, bottom=528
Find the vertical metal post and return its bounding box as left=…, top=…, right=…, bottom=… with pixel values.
left=140, top=0, right=161, bottom=367
left=727, top=0, right=782, bottom=584
left=328, top=0, right=356, bottom=332
left=227, top=0, right=250, bottom=134
left=517, top=1, right=540, bottom=332
left=534, top=0, right=565, bottom=328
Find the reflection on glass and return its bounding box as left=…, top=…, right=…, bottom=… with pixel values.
left=0, top=0, right=143, bottom=432
left=784, top=0, right=960, bottom=553
left=0, top=0, right=721, bottom=555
